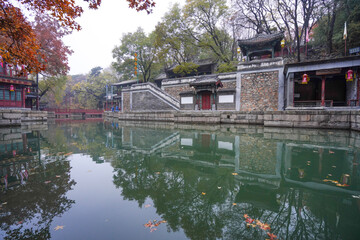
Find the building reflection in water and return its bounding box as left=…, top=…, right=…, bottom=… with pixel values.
left=0, top=125, right=75, bottom=239
left=105, top=122, right=360, bottom=239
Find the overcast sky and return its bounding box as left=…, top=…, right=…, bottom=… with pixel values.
left=63, top=0, right=184, bottom=76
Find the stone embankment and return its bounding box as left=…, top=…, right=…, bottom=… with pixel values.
left=0, top=109, right=47, bottom=127
left=105, top=110, right=360, bottom=131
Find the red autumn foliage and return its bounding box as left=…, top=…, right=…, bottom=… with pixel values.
left=33, top=14, right=73, bottom=76
left=0, top=0, right=156, bottom=74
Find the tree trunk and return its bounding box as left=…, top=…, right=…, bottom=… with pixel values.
left=327, top=1, right=338, bottom=54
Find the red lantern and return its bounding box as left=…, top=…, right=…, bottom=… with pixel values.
left=302, top=74, right=309, bottom=84
left=27, top=87, right=30, bottom=93
left=346, top=69, right=353, bottom=81
left=10, top=85, right=14, bottom=91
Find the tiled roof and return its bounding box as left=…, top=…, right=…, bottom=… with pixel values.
left=189, top=75, right=218, bottom=86
left=238, top=32, right=284, bottom=47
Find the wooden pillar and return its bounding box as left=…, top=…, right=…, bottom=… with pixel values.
left=321, top=76, right=326, bottom=106
left=357, top=77, right=360, bottom=106
left=22, top=87, right=25, bottom=108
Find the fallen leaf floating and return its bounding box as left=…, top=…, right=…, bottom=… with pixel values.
left=16, top=221, right=23, bottom=225
left=322, top=179, right=349, bottom=187
left=233, top=203, right=237, bottom=206
left=329, top=150, right=335, bottom=154
left=201, top=192, right=206, bottom=195
left=217, top=186, right=222, bottom=189
left=44, top=181, right=51, bottom=184
left=267, top=232, right=277, bottom=240
left=54, top=225, right=64, bottom=231
left=155, top=172, right=160, bottom=174
left=243, top=214, right=277, bottom=239
left=55, top=175, right=61, bottom=178
left=63, top=152, right=73, bottom=156
left=144, top=204, right=151, bottom=208
left=232, top=172, right=238, bottom=176
left=144, top=220, right=167, bottom=232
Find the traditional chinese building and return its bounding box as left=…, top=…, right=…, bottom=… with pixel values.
left=0, top=63, right=35, bottom=108
left=285, top=56, right=360, bottom=108
left=237, top=32, right=285, bottom=61
left=111, top=31, right=360, bottom=112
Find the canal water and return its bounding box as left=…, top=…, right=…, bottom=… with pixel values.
left=1, top=121, right=360, bottom=240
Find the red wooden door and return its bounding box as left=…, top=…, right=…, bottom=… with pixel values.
left=201, top=92, right=211, bottom=110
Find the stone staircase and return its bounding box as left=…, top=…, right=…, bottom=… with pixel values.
left=130, top=82, right=180, bottom=110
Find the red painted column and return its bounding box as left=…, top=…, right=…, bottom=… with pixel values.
left=357, top=77, right=360, bottom=106
left=321, top=76, right=326, bottom=106
left=22, top=87, right=25, bottom=108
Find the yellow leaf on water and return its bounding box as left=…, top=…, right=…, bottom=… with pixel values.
left=232, top=173, right=238, bottom=176
left=54, top=225, right=64, bottom=231
left=233, top=203, right=237, bottom=206
left=201, top=192, right=206, bottom=195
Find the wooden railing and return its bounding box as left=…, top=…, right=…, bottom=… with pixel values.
left=0, top=63, right=28, bottom=79
left=294, top=100, right=333, bottom=107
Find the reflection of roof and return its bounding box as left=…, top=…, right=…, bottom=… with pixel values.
left=235, top=185, right=280, bottom=212
left=238, top=32, right=284, bottom=47
left=189, top=75, right=218, bottom=86
left=112, top=80, right=138, bottom=86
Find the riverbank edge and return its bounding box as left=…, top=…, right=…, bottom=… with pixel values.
left=104, top=110, right=360, bottom=131
left=0, top=109, right=47, bottom=127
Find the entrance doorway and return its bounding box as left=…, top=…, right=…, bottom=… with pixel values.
left=201, top=92, right=211, bottom=110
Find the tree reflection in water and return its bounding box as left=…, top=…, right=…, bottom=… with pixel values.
left=0, top=130, right=76, bottom=239
left=106, top=122, right=360, bottom=240
left=2, top=122, right=359, bottom=239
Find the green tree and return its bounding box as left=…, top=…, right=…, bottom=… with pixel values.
left=182, top=0, right=234, bottom=64
left=72, top=67, right=117, bottom=109
left=39, top=75, right=68, bottom=108
left=173, top=62, right=199, bottom=77
left=112, top=28, right=161, bottom=82
left=154, top=4, right=200, bottom=68
left=313, top=0, right=360, bottom=55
